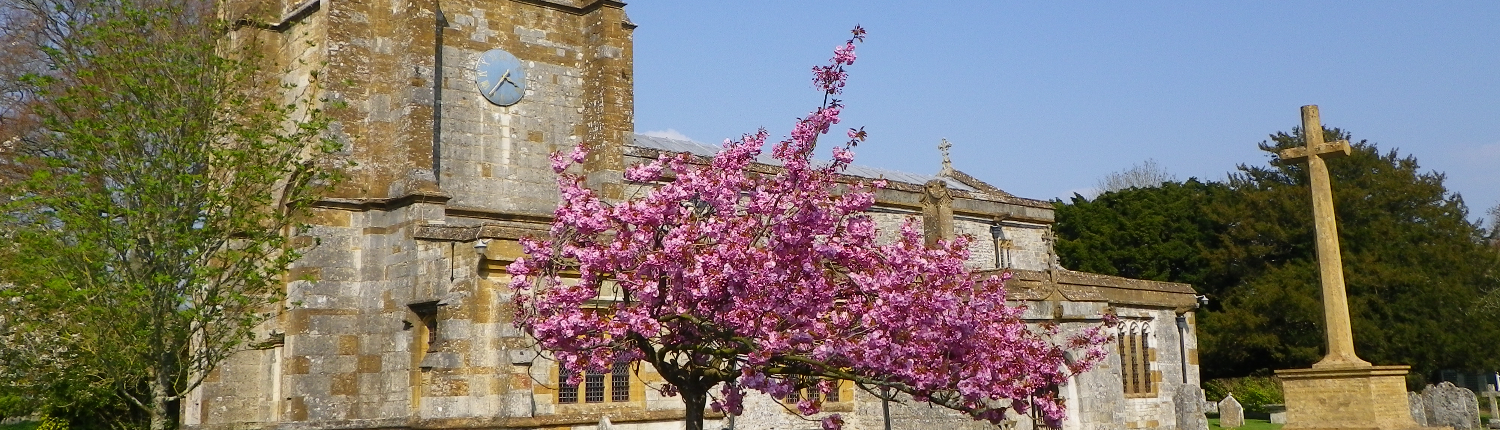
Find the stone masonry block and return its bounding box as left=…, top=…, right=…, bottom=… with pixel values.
left=357, top=355, right=382, bottom=373
left=381, top=373, right=410, bottom=395
left=319, top=267, right=360, bottom=282
left=302, top=395, right=351, bottom=421
left=508, top=348, right=537, bottom=365
left=330, top=373, right=358, bottom=396
left=356, top=374, right=386, bottom=398
left=309, top=355, right=357, bottom=374
left=441, top=319, right=473, bottom=340
left=289, top=334, right=342, bottom=356
left=285, top=396, right=308, bottom=421
left=287, top=356, right=311, bottom=375
left=337, top=335, right=359, bottom=355
left=291, top=374, right=332, bottom=398
left=310, top=314, right=357, bottom=335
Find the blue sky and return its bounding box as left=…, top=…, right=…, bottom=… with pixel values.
left=627, top=2, right=1500, bottom=224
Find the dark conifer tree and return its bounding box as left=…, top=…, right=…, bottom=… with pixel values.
left=1056, top=127, right=1500, bottom=382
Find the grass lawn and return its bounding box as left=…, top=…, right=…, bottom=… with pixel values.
left=1209, top=417, right=1283, bottom=430
left=0, top=422, right=39, bottom=430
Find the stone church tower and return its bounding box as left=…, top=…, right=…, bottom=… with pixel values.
left=190, top=1, right=1207, bottom=429
left=190, top=0, right=646, bottom=427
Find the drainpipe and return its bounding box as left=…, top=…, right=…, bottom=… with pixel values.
left=1176, top=313, right=1190, bottom=384
left=432, top=1, right=447, bottom=185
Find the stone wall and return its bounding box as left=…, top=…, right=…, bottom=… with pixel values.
left=1002, top=301, right=1200, bottom=430
left=992, top=221, right=1051, bottom=271
left=265, top=0, right=635, bottom=211
left=435, top=1, right=628, bottom=214
left=868, top=212, right=1050, bottom=272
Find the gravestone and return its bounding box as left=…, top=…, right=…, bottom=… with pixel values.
left=1205, top=400, right=1219, bottom=415
left=0, top=416, right=37, bottom=426
left=1264, top=404, right=1287, bottom=424
left=1173, top=385, right=1209, bottom=430
left=1218, top=393, right=1245, bottom=428
left=1482, top=385, right=1500, bottom=429
left=1422, top=382, right=1480, bottom=430
left=1410, top=391, right=1428, bottom=426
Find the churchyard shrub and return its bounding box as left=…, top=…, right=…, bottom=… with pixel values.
left=1205, top=376, right=1284, bottom=414
left=0, top=393, right=28, bottom=420
left=34, top=416, right=65, bottom=430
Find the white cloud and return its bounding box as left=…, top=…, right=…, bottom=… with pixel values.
left=639, top=128, right=693, bottom=142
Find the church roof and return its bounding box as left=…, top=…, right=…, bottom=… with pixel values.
left=630, top=133, right=985, bottom=194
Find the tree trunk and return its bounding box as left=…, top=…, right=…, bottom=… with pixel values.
left=149, top=374, right=176, bottom=430
left=683, top=386, right=708, bottom=430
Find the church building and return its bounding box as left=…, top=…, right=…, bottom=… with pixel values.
left=190, top=1, right=1208, bottom=429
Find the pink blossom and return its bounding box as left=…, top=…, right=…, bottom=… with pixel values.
left=548, top=151, right=571, bottom=174
left=624, top=157, right=666, bottom=182
left=510, top=26, right=1106, bottom=429
left=833, top=42, right=857, bottom=65
left=821, top=415, right=845, bottom=430
left=831, top=146, right=854, bottom=165
left=549, top=145, right=588, bottom=173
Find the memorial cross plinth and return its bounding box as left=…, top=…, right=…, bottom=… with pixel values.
left=1270, top=106, right=1441, bottom=430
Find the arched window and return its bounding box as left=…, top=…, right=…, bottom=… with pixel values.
left=558, top=361, right=632, bottom=404
left=780, top=378, right=845, bottom=404
left=1121, top=321, right=1154, bottom=395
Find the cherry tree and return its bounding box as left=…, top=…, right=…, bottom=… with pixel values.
left=509, top=28, right=1111, bottom=430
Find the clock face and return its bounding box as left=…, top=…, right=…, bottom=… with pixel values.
left=475, top=49, right=526, bottom=106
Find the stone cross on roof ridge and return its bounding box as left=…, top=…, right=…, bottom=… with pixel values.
left=938, top=138, right=954, bottom=175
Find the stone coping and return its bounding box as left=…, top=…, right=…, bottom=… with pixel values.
left=1275, top=365, right=1413, bottom=380
left=991, top=269, right=1199, bottom=309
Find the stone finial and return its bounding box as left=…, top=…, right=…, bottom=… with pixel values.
left=938, top=138, right=954, bottom=175
left=920, top=179, right=954, bottom=248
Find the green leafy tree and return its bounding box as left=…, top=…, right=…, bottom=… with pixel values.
left=1056, top=127, right=1500, bottom=381
left=1055, top=178, right=1231, bottom=288
left=1213, top=127, right=1500, bottom=380
left=0, top=0, right=339, bottom=429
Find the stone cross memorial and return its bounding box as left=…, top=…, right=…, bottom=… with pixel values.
left=1271, top=106, right=1424, bottom=430
left=1274, top=106, right=1365, bottom=368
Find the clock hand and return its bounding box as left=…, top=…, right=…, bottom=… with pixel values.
left=488, top=70, right=510, bottom=96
